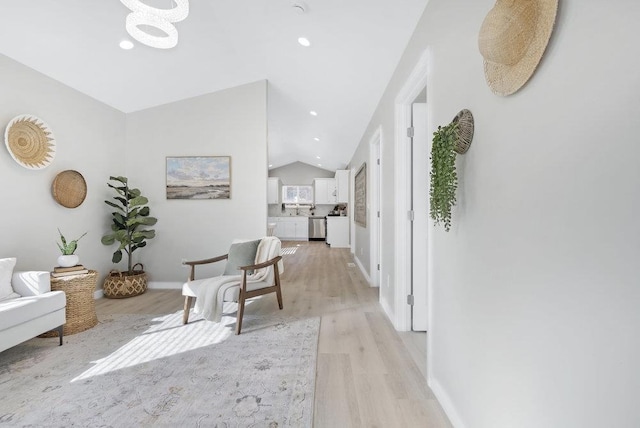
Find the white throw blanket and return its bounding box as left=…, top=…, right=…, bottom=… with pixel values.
left=193, top=237, right=283, bottom=322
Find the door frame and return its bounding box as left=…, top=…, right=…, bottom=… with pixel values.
left=369, top=126, right=382, bottom=288
left=394, top=50, right=429, bottom=331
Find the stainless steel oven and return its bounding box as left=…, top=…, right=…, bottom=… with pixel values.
left=308, top=216, right=326, bottom=241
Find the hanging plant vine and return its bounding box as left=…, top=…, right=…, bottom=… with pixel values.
left=429, top=122, right=458, bottom=231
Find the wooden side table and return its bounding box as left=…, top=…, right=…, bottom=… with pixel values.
left=41, top=270, right=99, bottom=336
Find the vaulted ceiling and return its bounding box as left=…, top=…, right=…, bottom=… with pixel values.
left=0, top=0, right=427, bottom=172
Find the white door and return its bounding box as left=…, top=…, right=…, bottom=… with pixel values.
left=411, top=103, right=429, bottom=331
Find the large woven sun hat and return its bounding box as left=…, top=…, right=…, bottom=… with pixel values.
left=478, top=0, right=558, bottom=96
left=4, top=114, right=56, bottom=169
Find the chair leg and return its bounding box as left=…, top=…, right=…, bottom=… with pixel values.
left=236, top=292, right=246, bottom=335
left=183, top=296, right=194, bottom=324
left=275, top=275, right=283, bottom=310
left=56, top=325, right=64, bottom=346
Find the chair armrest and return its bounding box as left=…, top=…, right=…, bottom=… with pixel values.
left=239, top=255, right=282, bottom=271
left=12, top=271, right=51, bottom=296
left=183, top=254, right=228, bottom=281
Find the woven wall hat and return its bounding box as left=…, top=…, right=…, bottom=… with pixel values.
left=4, top=114, right=56, bottom=169
left=478, top=0, right=558, bottom=96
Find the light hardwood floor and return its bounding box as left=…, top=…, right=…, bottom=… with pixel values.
left=95, top=241, right=451, bottom=427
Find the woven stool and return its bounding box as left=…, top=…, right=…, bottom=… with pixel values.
left=40, top=270, right=98, bottom=337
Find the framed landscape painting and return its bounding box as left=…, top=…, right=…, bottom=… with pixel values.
left=166, top=156, right=231, bottom=199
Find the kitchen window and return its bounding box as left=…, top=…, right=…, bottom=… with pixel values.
left=282, top=185, right=313, bottom=204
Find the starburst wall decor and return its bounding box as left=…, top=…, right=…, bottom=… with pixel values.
left=4, top=115, right=56, bottom=169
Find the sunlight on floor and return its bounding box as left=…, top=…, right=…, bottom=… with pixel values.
left=281, top=247, right=298, bottom=255
left=71, top=301, right=253, bottom=382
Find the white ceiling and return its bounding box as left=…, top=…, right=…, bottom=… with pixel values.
left=0, top=0, right=427, bottom=172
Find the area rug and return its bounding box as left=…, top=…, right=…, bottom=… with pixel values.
left=0, top=309, right=319, bottom=427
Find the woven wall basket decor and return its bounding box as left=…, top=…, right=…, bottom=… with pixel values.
left=52, top=170, right=87, bottom=208
left=452, top=109, right=475, bottom=155
left=4, top=114, right=56, bottom=169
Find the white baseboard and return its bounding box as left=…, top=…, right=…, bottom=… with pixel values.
left=94, top=289, right=103, bottom=300
left=148, top=281, right=183, bottom=290
left=354, top=256, right=371, bottom=285
left=379, top=295, right=394, bottom=323
left=428, top=377, right=466, bottom=428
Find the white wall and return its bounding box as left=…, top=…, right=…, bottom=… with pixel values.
left=124, top=81, right=268, bottom=284
left=350, top=1, right=640, bottom=427
left=0, top=54, right=125, bottom=281
left=269, top=161, right=334, bottom=185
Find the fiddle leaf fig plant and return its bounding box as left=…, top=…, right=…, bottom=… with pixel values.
left=101, top=176, right=157, bottom=274
left=429, top=122, right=459, bottom=232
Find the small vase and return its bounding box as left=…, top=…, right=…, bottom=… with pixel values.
left=57, top=254, right=79, bottom=267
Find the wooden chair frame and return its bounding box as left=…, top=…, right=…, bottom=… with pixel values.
left=182, top=254, right=283, bottom=335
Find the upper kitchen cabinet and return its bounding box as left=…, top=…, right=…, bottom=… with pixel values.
left=335, top=170, right=350, bottom=203
left=267, top=177, right=282, bottom=204
left=314, top=178, right=337, bottom=205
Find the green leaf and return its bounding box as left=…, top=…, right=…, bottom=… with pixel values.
left=112, top=250, right=123, bottom=263
left=109, top=176, right=128, bottom=184
left=101, top=235, right=116, bottom=245
left=128, top=196, right=148, bottom=208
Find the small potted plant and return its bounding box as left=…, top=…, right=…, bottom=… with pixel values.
left=56, top=229, right=87, bottom=267
left=101, top=176, right=157, bottom=298
left=429, top=122, right=459, bottom=232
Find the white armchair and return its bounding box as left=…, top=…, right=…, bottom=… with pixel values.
left=182, top=237, right=284, bottom=335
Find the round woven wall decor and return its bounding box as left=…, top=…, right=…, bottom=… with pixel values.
left=452, top=109, right=474, bottom=155
left=52, top=170, right=87, bottom=208
left=4, top=114, right=56, bottom=169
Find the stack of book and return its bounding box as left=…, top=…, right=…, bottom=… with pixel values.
left=51, top=265, right=89, bottom=278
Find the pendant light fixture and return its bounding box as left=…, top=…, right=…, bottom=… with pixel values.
left=120, top=0, right=189, bottom=49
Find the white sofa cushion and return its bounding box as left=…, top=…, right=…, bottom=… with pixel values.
left=0, top=257, right=17, bottom=301
left=0, top=291, right=66, bottom=332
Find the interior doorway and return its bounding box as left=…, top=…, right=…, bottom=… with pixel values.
left=393, top=51, right=430, bottom=332
left=369, top=127, right=382, bottom=288
left=411, top=102, right=428, bottom=331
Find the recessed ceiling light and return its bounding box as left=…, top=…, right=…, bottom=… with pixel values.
left=119, top=40, right=134, bottom=50
left=316, top=156, right=321, bottom=159
left=269, top=164, right=273, bottom=168
left=310, top=110, right=318, bottom=116
left=317, top=164, right=322, bottom=167
left=314, top=137, right=320, bottom=141
left=298, top=37, right=311, bottom=47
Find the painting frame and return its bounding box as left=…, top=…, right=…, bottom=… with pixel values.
left=166, top=156, right=231, bottom=200
left=354, top=162, right=367, bottom=227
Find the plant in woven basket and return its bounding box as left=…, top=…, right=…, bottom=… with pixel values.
left=57, top=229, right=87, bottom=255
left=101, top=176, right=157, bottom=274
left=429, top=122, right=459, bottom=232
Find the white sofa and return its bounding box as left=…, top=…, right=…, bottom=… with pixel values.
left=0, top=271, right=66, bottom=353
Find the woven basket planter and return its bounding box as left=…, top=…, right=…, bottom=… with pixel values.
left=452, top=109, right=475, bottom=154
left=103, top=263, right=147, bottom=299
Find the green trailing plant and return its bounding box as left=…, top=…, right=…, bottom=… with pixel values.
left=429, top=122, right=459, bottom=232
left=101, top=176, right=157, bottom=274
left=57, top=229, right=87, bottom=255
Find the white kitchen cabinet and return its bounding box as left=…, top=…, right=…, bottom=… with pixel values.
left=267, top=217, right=308, bottom=241
left=314, top=178, right=337, bottom=205
left=267, top=178, right=282, bottom=204
left=334, top=170, right=350, bottom=203
left=326, top=216, right=349, bottom=248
